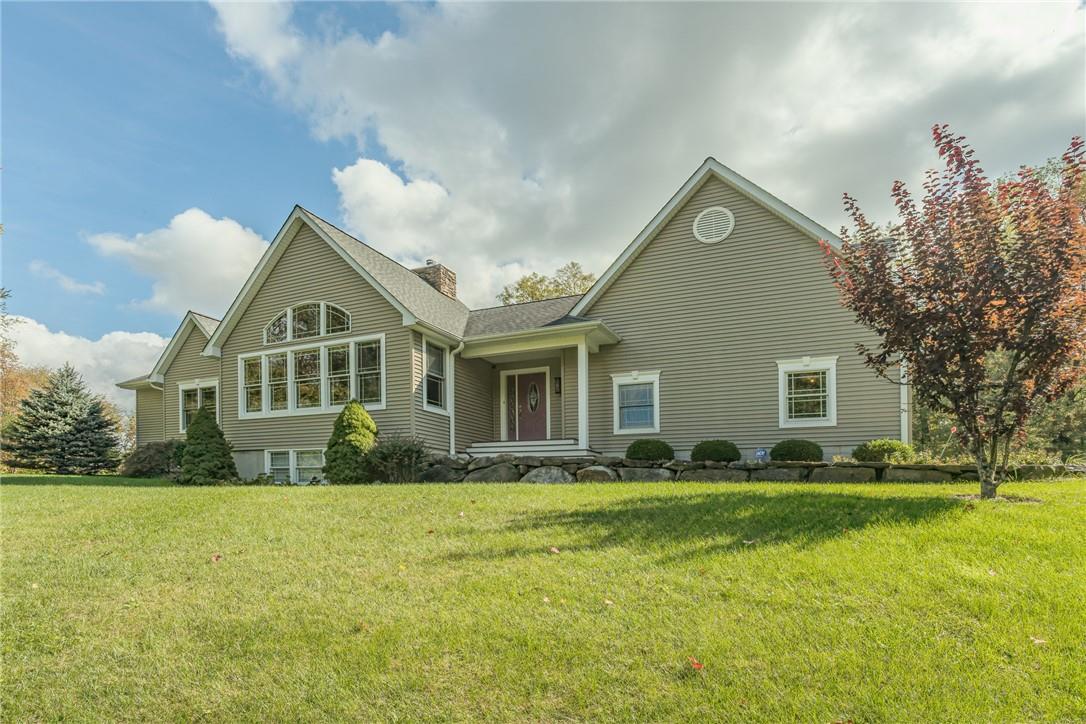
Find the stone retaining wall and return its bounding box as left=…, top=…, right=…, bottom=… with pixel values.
left=419, top=455, right=1086, bottom=484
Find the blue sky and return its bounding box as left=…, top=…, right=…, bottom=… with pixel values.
left=2, top=2, right=1082, bottom=405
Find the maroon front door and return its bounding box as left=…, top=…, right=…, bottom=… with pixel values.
left=506, top=372, right=547, bottom=441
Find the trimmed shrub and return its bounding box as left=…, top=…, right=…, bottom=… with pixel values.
left=365, top=433, right=429, bottom=483
left=323, top=400, right=378, bottom=483
left=625, top=439, right=675, bottom=461
left=852, top=438, right=916, bottom=463
left=770, top=438, right=823, bottom=462
left=121, top=440, right=184, bottom=478
left=178, top=406, right=238, bottom=485
left=690, top=440, right=741, bottom=463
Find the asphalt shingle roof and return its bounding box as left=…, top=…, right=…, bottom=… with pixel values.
left=463, top=296, right=584, bottom=337
left=190, top=312, right=220, bottom=338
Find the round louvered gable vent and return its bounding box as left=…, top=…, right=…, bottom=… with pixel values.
left=693, top=206, right=735, bottom=243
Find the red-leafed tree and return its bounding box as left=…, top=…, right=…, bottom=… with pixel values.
left=825, top=126, right=1086, bottom=498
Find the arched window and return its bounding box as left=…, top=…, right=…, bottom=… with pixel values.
left=263, top=302, right=352, bottom=344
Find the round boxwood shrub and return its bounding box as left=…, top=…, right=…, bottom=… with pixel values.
left=690, top=440, right=741, bottom=463
left=770, top=438, right=823, bottom=462
left=852, top=438, right=916, bottom=463
left=625, top=439, right=675, bottom=461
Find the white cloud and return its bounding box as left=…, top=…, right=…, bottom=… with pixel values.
left=9, top=315, right=168, bottom=410
left=212, top=2, right=1084, bottom=308
left=88, top=208, right=267, bottom=318
left=28, top=260, right=105, bottom=295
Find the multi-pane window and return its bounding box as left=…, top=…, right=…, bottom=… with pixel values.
left=328, top=345, right=351, bottom=406
left=180, top=384, right=218, bottom=431
left=240, top=335, right=384, bottom=417
left=611, top=371, right=661, bottom=434
left=358, top=341, right=382, bottom=405
left=243, top=358, right=263, bottom=413
left=292, top=304, right=321, bottom=340
left=268, top=451, right=291, bottom=483
left=424, top=341, right=446, bottom=409
left=293, top=349, right=321, bottom=408
left=295, top=450, right=324, bottom=483
left=263, top=303, right=351, bottom=344
left=786, top=370, right=828, bottom=420
left=617, top=383, right=654, bottom=430
left=325, top=305, right=350, bottom=334
left=777, top=357, right=838, bottom=427
left=268, top=353, right=288, bottom=411
left=266, top=449, right=325, bottom=485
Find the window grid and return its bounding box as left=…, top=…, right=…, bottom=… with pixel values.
left=181, top=384, right=218, bottom=431
left=293, top=349, right=321, bottom=409
left=263, top=303, right=352, bottom=345
left=266, top=449, right=325, bottom=485
left=243, top=358, right=263, bottom=413
left=786, top=370, right=828, bottom=420
left=424, top=341, right=446, bottom=409
left=357, top=341, right=382, bottom=405
left=617, top=382, right=655, bottom=430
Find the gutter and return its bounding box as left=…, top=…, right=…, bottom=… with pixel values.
left=448, top=340, right=465, bottom=456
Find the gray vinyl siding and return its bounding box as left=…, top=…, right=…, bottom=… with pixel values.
left=489, top=358, right=564, bottom=440
left=583, top=176, right=901, bottom=459
left=134, top=387, right=164, bottom=445
left=162, top=325, right=219, bottom=441
left=561, top=348, right=579, bottom=441
left=454, top=356, right=493, bottom=451
left=412, top=331, right=451, bottom=452
left=220, top=221, right=413, bottom=453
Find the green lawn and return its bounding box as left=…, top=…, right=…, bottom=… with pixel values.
left=3, top=477, right=1084, bottom=722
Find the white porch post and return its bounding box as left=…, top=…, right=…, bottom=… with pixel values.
left=577, top=339, right=589, bottom=450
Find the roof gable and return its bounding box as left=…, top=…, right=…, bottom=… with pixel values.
left=571, top=158, right=843, bottom=316
left=148, top=311, right=219, bottom=381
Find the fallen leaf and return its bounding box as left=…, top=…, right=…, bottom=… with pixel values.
left=30, top=583, right=38, bottom=589
left=1030, top=636, right=1047, bottom=645
left=427, top=529, right=435, bottom=535
left=688, top=656, right=704, bottom=671
left=988, top=569, right=997, bottom=576
left=604, top=599, right=614, bottom=606
left=211, top=554, right=223, bottom=563
left=458, top=511, right=465, bottom=518
left=549, top=546, right=560, bottom=554
left=542, top=596, right=550, bottom=603
left=743, top=540, right=755, bottom=546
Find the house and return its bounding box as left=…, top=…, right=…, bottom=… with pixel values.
left=117, top=158, right=908, bottom=481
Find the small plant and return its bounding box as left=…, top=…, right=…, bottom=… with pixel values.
left=770, top=439, right=823, bottom=462
left=852, top=439, right=916, bottom=464
left=177, top=406, right=238, bottom=485
left=625, top=439, right=675, bottom=461
left=690, top=440, right=741, bottom=463
left=365, top=433, right=429, bottom=483
left=120, top=440, right=185, bottom=478
left=323, top=400, right=378, bottom=484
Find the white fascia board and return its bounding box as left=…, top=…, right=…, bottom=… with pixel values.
left=572, top=158, right=844, bottom=317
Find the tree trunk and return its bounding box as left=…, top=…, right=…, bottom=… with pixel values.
left=980, top=478, right=999, bottom=499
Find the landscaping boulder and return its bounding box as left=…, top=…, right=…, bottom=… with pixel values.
left=884, top=467, right=953, bottom=482
left=810, top=466, right=876, bottom=483
left=576, top=465, right=619, bottom=482
left=617, top=467, right=674, bottom=481
left=463, top=462, right=521, bottom=482
left=678, top=468, right=748, bottom=482
left=751, top=466, right=808, bottom=482
left=419, top=465, right=464, bottom=483
left=520, top=465, right=574, bottom=483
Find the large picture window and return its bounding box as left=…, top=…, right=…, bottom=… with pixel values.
left=611, top=371, right=660, bottom=434
left=263, top=302, right=351, bottom=344
left=424, top=340, right=446, bottom=411
left=777, top=356, right=838, bottom=427
left=239, top=334, right=385, bottom=419
left=179, top=381, right=219, bottom=432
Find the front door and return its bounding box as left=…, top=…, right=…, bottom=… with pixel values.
left=505, top=371, right=547, bottom=441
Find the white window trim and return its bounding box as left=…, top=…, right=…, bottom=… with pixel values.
left=264, top=448, right=325, bottom=485
left=498, top=366, right=552, bottom=441
left=611, top=370, right=661, bottom=435
left=262, top=301, right=352, bottom=345
left=238, top=333, right=386, bottom=419
left=422, top=338, right=450, bottom=416
left=777, top=356, right=838, bottom=428
left=178, top=379, right=220, bottom=432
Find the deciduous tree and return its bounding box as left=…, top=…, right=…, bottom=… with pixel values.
left=826, top=126, right=1086, bottom=497
left=497, top=262, right=596, bottom=305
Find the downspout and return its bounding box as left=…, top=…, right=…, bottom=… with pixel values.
left=449, top=341, right=465, bottom=456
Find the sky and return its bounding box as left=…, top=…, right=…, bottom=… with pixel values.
left=2, top=1, right=1083, bottom=410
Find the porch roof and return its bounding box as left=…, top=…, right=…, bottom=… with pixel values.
left=460, top=319, right=620, bottom=359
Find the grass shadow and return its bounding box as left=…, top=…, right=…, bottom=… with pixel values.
left=0, top=474, right=173, bottom=487
left=446, top=489, right=964, bottom=563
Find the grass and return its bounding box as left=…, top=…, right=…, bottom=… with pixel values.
left=3, top=476, right=1084, bottom=722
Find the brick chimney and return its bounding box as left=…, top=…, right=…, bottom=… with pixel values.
left=412, top=259, right=457, bottom=299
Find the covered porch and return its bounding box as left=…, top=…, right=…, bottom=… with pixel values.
left=457, top=320, right=619, bottom=457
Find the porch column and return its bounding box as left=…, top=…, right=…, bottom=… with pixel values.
left=577, top=339, right=589, bottom=449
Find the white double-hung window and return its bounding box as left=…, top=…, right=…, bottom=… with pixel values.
left=266, top=449, right=325, bottom=484
left=777, top=356, right=838, bottom=427
left=238, top=333, right=385, bottom=418
left=611, top=371, right=661, bottom=434
left=179, top=381, right=218, bottom=432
